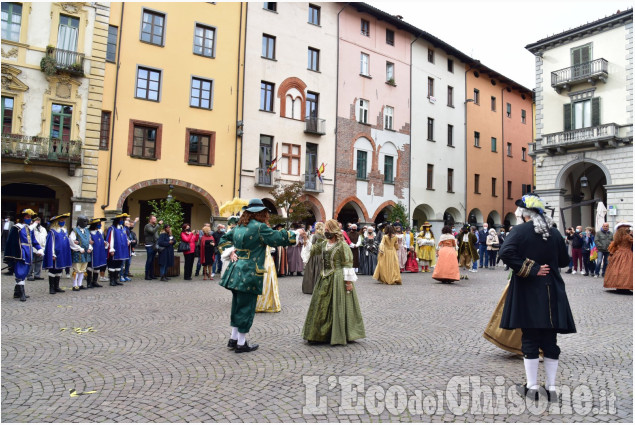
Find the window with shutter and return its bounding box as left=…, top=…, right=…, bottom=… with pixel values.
left=563, top=103, right=572, bottom=131
left=571, top=43, right=592, bottom=78
left=591, top=97, right=600, bottom=127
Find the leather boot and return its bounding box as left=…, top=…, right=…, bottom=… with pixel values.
left=54, top=276, right=65, bottom=293
left=92, top=271, right=102, bottom=288
left=49, top=276, right=56, bottom=294
left=14, top=284, right=20, bottom=298
left=109, top=271, right=117, bottom=286
left=18, top=285, right=27, bottom=302
left=86, top=271, right=94, bottom=288
left=115, top=271, right=124, bottom=285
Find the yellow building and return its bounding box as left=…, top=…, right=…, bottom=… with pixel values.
left=98, top=2, right=245, bottom=231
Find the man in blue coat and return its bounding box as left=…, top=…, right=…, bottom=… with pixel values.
left=105, top=213, right=130, bottom=286
left=218, top=199, right=296, bottom=353
left=43, top=213, right=72, bottom=295
left=4, top=208, right=43, bottom=301
left=87, top=218, right=107, bottom=288
left=499, top=194, right=575, bottom=402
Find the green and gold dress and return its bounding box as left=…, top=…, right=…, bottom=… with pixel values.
left=302, top=239, right=366, bottom=345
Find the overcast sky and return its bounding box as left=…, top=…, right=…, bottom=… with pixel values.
left=372, top=0, right=630, bottom=89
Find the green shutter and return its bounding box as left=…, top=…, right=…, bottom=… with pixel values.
left=591, top=97, right=600, bottom=127
left=563, top=103, right=572, bottom=131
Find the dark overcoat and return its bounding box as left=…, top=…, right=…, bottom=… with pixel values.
left=498, top=220, right=576, bottom=334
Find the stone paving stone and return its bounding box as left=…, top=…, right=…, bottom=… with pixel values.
left=1, top=258, right=632, bottom=422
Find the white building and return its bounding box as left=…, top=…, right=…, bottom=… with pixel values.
left=527, top=9, right=633, bottom=229
left=239, top=2, right=339, bottom=223
left=1, top=2, right=108, bottom=220
left=410, top=34, right=471, bottom=235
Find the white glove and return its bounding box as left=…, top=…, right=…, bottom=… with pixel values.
left=349, top=243, right=355, bottom=248
left=35, top=249, right=44, bottom=256
left=79, top=248, right=85, bottom=253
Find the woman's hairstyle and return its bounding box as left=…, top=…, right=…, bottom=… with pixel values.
left=202, top=225, right=211, bottom=235
left=613, top=226, right=632, bottom=247
left=441, top=226, right=452, bottom=234
left=489, top=228, right=497, bottom=235
left=163, top=224, right=171, bottom=231
left=516, top=207, right=554, bottom=241
left=238, top=210, right=269, bottom=226
left=314, top=221, right=325, bottom=235
left=384, top=224, right=395, bottom=237
left=325, top=219, right=344, bottom=242
left=181, top=223, right=190, bottom=232
left=585, top=226, right=595, bottom=235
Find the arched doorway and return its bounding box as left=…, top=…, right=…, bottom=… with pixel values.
left=412, top=204, right=435, bottom=230
left=337, top=201, right=364, bottom=226
left=373, top=205, right=393, bottom=227
left=504, top=212, right=517, bottom=229
left=443, top=207, right=462, bottom=227
left=558, top=161, right=608, bottom=228
left=467, top=208, right=483, bottom=225
left=1, top=172, right=74, bottom=222
left=486, top=210, right=501, bottom=229
left=119, top=182, right=214, bottom=234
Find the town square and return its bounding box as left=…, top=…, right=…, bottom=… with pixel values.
left=1, top=1, right=633, bottom=423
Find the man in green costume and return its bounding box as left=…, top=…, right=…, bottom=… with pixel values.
left=218, top=199, right=296, bottom=353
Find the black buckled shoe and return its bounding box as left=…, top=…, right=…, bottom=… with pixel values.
left=515, top=384, right=539, bottom=401
left=543, top=386, right=558, bottom=403
left=227, top=339, right=238, bottom=349
left=235, top=341, right=259, bottom=353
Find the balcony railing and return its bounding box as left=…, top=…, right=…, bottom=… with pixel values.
left=304, top=117, right=326, bottom=135
left=1, top=133, right=82, bottom=164
left=255, top=167, right=279, bottom=187
left=551, top=58, right=608, bottom=93
left=303, top=173, right=324, bottom=192
left=538, top=123, right=632, bottom=154
left=42, top=46, right=85, bottom=77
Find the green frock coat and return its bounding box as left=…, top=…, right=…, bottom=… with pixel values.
left=218, top=219, right=296, bottom=295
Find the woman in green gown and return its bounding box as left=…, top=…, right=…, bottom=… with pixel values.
left=302, top=219, right=366, bottom=345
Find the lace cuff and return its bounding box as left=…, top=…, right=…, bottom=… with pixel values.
left=342, top=267, right=358, bottom=282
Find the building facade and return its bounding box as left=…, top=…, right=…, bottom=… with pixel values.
left=465, top=64, right=533, bottom=229
left=2, top=2, right=108, bottom=222
left=334, top=4, right=412, bottom=226
left=239, top=2, right=339, bottom=223
left=97, top=2, right=245, bottom=230
left=410, top=34, right=470, bottom=235
left=527, top=9, right=633, bottom=229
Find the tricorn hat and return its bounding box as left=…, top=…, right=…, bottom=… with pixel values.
left=89, top=218, right=107, bottom=225
left=242, top=198, right=268, bottom=213
left=115, top=213, right=130, bottom=219
left=515, top=193, right=545, bottom=215
left=21, top=208, right=37, bottom=217
left=50, top=213, right=71, bottom=222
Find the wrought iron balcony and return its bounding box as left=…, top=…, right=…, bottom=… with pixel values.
left=538, top=123, right=632, bottom=154
left=1, top=133, right=82, bottom=164
left=551, top=58, right=608, bottom=93
left=304, top=117, right=326, bottom=135
left=41, top=46, right=85, bottom=77
left=303, top=173, right=324, bottom=192
left=254, top=167, right=279, bottom=187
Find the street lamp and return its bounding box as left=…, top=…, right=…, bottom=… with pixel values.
left=166, top=184, right=174, bottom=202
left=580, top=160, right=588, bottom=188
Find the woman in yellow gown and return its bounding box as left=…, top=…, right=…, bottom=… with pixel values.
left=255, top=247, right=281, bottom=312
left=372, top=224, right=402, bottom=285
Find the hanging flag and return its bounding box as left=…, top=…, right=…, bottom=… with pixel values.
left=316, top=162, right=326, bottom=183
left=267, top=157, right=279, bottom=174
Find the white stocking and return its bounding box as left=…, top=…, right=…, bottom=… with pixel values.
left=543, top=357, right=559, bottom=390
left=237, top=332, right=246, bottom=346
left=77, top=272, right=84, bottom=288
left=231, top=327, right=238, bottom=340
left=524, top=358, right=540, bottom=389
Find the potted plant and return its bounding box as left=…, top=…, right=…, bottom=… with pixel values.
left=148, top=189, right=184, bottom=276
left=387, top=77, right=396, bottom=86
left=40, top=55, right=57, bottom=76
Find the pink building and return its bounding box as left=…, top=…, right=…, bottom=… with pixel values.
left=334, top=4, right=413, bottom=225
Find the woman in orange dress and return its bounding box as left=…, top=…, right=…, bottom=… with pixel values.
left=432, top=226, right=461, bottom=283
left=603, top=222, right=633, bottom=292
left=373, top=225, right=402, bottom=285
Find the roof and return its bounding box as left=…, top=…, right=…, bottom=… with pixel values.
left=353, top=2, right=532, bottom=94
left=526, top=8, right=633, bottom=53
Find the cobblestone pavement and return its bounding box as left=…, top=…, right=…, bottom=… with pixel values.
left=2, top=255, right=632, bottom=422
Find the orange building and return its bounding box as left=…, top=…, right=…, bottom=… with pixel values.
left=466, top=65, right=533, bottom=229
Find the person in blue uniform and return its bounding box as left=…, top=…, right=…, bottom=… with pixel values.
left=87, top=218, right=107, bottom=288
left=4, top=208, right=43, bottom=301
left=218, top=199, right=296, bottom=353
left=69, top=215, right=91, bottom=291
left=43, top=213, right=72, bottom=295
left=105, top=213, right=130, bottom=286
